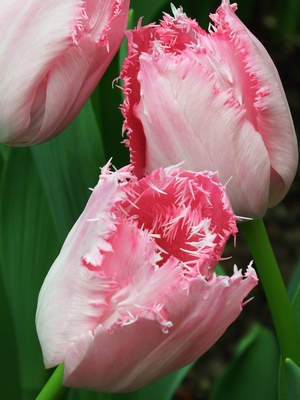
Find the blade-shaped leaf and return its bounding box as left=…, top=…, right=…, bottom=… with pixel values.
left=134, top=362, right=195, bottom=400
left=0, top=144, right=10, bottom=181
left=0, top=263, right=21, bottom=399
left=210, top=324, right=279, bottom=400
left=279, top=277, right=300, bottom=400
left=0, top=147, right=61, bottom=399
left=288, top=262, right=300, bottom=302
left=285, top=358, right=300, bottom=400
left=31, top=99, right=105, bottom=242
left=118, top=9, right=135, bottom=74
left=291, top=284, right=300, bottom=338
left=91, top=55, right=129, bottom=170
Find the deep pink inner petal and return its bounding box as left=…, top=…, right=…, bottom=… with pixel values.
left=116, top=168, right=237, bottom=277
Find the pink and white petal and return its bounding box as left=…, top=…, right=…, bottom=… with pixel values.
left=95, top=219, right=183, bottom=330
left=26, top=35, right=120, bottom=144
left=37, top=220, right=182, bottom=367
left=211, top=0, right=298, bottom=206
left=36, top=166, right=133, bottom=366
left=85, top=0, right=129, bottom=43
left=0, top=0, right=84, bottom=143
left=63, top=265, right=257, bottom=392
left=15, top=1, right=129, bottom=145
left=135, top=53, right=270, bottom=217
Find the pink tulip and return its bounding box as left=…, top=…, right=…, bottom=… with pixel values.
left=36, top=162, right=257, bottom=392
left=120, top=0, right=298, bottom=218
left=0, top=0, right=129, bottom=146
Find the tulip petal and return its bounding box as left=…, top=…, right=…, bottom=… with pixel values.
left=0, top=0, right=129, bottom=145
left=36, top=165, right=132, bottom=365
left=135, top=54, right=270, bottom=217
left=120, top=1, right=298, bottom=217
left=63, top=266, right=257, bottom=392
left=0, top=0, right=82, bottom=142
left=36, top=162, right=257, bottom=392
left=209, top=0, right=298, bottom=207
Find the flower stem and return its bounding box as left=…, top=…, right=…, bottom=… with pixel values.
left=36, top=364, right=67, bottom=400
left=241, top=219, right=300, bottom=365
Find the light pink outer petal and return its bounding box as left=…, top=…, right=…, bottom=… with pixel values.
left=0, top=0, right=129, bottom=145
left=212, top=0, right=298, bottom=207
left=37, top=165, right=185, bottom=369
left=63, top=266, right=257, bottom=392
left=36, top=166, right=131, bottom=366
left=135, top=54, right=270, bottom=217
left=0, top=0, right=83, bottom=143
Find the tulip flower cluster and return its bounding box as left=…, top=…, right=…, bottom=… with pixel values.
left=0, top=0, right=296, bottom=396
left=36, top=162, right=257, bottom=392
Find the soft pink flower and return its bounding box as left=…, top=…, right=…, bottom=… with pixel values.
left=0, top=0, right=129, bottom=145
left=36, top=162, right=257, bottom=392
left=120, top=0, right=298, bottom=218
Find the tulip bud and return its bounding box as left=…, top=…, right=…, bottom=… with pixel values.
left=120, top=0, right=298, bottom=218
left=36, top=162, right=257, bottom=392
left=0, top=0, right=129, bottom=145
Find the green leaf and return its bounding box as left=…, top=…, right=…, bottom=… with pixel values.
left=215, top=263, right=226, bottom=276
left=135, top=362, right=195, bottom=400
left=118, top=9, right=135, bottom=75
left=288, top=262, right=300, bottom=302
left=0, top=261, right=21, bottom=399
left=285, top=358, right=300, bottom=400
left=291, top=284, right=300, bottom=338
left=275, top=0, right=300, bottom=40
left=0, top=144, right=10, bottom=181
left=0, top=147, right=61, bottom=399
left=110, top=362, right=195, bottom=400
left=279, top=281, right=300, bottom=400
left=91, top=55, right=129, bottom=170
left=0, top=143, right=10, bottom=161
left=210, top=324, right=279, bottom=400
left=31, top=99, right=105, bottom=242
left=129, top=0, right=169, bottom=25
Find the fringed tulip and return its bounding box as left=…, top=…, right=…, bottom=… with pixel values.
left=36, top=162, right=257, bottom=392
left=120, top=0, right=298, bottom=218
left=0, top=0, right=129, bottom=145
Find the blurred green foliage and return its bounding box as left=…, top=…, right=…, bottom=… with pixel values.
left=0, top=0, right=299, bottom=399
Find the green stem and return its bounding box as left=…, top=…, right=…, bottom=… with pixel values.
left=36, top=364, right=67, bottom=400
left=241, top=219, right=300, bottom=365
